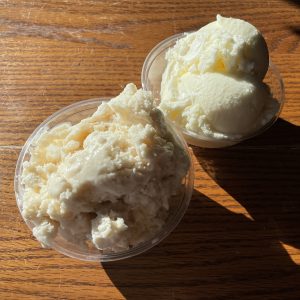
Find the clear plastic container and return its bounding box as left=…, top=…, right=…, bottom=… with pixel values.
left=141, top=33, right=285, bottom=148
left=14, top=98, right=194, bottom=262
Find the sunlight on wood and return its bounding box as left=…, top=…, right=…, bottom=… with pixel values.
left=198, top=188, right=255, bottom=222
left=280, top=242, right=300, bottom=265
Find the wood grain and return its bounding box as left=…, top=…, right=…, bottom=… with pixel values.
left=0, top=0, right=299, bottom=299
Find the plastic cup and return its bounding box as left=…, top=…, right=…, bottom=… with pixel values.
left=14, top=98, right=194, bottom=261
left=141, top=33, right=285, bottom=148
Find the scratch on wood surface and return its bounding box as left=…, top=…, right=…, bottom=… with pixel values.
left=0, top=145, right=22, bottom=150
left=0, top=18, right=130, bottom=48
left=22, top=9, right=32, bottom=20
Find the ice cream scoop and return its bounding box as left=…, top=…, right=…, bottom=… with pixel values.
left=159, top=15, right=279, bottom=142
left=162, top=72, right=276, bottom=139
left=162, top=15, right=269, bottom=81
left=198, top=14, right=269, bottom=79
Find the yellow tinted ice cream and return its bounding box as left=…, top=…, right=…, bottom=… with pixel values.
left=160, top=15, right=278, bottom=140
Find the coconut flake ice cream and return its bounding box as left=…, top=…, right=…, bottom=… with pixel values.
left=20, top=83, right=190, bottom=253
left=159, top=15, right=279, bottom=140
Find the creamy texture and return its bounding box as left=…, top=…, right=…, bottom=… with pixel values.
left=21, top=83, right=189, bottom=253
left=160, top=15, right=278, bottom=140
left=176, top=73, right=276, bottom=138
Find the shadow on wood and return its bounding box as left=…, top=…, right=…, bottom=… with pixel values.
left=103, top=182, right=300, bottom=299
left=194, top=118, right=300, bottom=249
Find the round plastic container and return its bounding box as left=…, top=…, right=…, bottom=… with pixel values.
left=141, top=33, right=285, bottom=148
left=14, top=98, right=194, bottom=262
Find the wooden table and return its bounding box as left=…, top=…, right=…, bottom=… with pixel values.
left=1, top=1, right=299, bottom=299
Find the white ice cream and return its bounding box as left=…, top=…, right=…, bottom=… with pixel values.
left=160, top=15, right=278, bottom=140
left=21, top=83, right=189, bottom=253
left=176, top=73, right=277, bottom=138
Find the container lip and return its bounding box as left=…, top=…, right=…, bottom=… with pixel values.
left=14, top=98, right=194, bottom=262
left=142, top=32, right=185, bottom=90
left=141, top=32, right=285, bottom=145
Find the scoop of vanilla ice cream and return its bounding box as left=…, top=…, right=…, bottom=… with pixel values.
left=176, top=73, right=275, bottom=138
left=21, top=83, right=189, bottom=252
left=200, top=14, right=269, bottom=79
left=163, top=14, right=269, bottom=81
left=160, top=15, right=278, bottom=140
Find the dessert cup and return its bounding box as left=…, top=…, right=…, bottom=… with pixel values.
left=141, top=33, right=285, bottom=148
left=15, top=98, right=194, bottom=261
